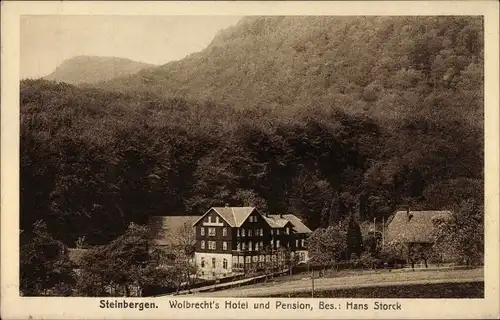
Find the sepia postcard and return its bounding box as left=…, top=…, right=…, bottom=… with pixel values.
left=1, top=1, right=499, bottom=319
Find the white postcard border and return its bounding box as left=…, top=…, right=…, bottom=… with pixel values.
left=2, top=1, right=499, bottom=319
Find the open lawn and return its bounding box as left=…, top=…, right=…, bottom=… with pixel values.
left=268, top=282, right=484, bottom=298
left=192, top=267, right=483, bottom=298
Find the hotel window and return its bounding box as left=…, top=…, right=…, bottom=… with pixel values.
left=212, top=258, right=216, bottom=269
left=223, top=259, right=228, bottom=269
left=245, top=256, right=251, bottom=263
left=208, top=216, right=212, bottom=223
left=259, top=228, right=263, bottom=236
left=216, top=216, right=220, bottom=223
left=260, top=241, right=263, bottom=249
left=252, top=255, right=258, bottom=262
left=277, top=229, right=280, bottom=235
left=242, top=242, right=246, bottom=251
left=271, top=229, right=274, bottom=235
left=249, top=241, right=253, bottom=251
left=301, top=239, right=305, bottom=247
left=222, top=227, right=227, bottom=236
left=276, top=240, right=280, bottom=248
left=296, top=239, right=299, bottom=247
left=241, top=229, right=246, bottom=237
left=248, top=229, right=252, bottom=237
left=201, top=257, right=205, bottom=268
left=286, top=227, right=290, bottom=234
left=208, top=241, right=216, bottom=250
left=237, top=242, right=241, bottom=251
left=249, top=216, right=253, bottom=222
left=201, top=227, right=205, bottom=236
left=208, top=228, right=216, bottom=236
left=271, top=239, right=274, bottom=248
left=201, top=240, right=205, bottom=249
left=237, top=228, right=240, bottom=236
left=223, top=241, right=227, bottom=251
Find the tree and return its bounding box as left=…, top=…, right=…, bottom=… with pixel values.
left=284, top=248, right=300, bottom=275
left=76, top=223, right=169, bottom=296
left=380, top=234, right=408, bottom=268
left=20, top=220, right=76, bottom=296
left=345, top=215, right=363, bottom=259
left=432, top=199, right=484, bottom=266
left=359, top=251, right=380, bottom=270
left=363, top=230, right=382, bottom=254
left=165, top=222, right=199, bottom=291
left=261, top=245, right=275, bottom=282
left=308, top=224, right=347, bottom=269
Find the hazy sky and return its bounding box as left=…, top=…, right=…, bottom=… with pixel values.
left=20, top=15, right=243, bottom=79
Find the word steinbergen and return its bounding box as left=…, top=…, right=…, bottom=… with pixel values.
left=99, top=300, right=158, bottom=311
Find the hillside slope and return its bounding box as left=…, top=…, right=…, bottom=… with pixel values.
left=97, top=16, right=483, bottom=126
left=21, top=79, right=483, bottom=245
left=44, top=56, right=155, bottom=84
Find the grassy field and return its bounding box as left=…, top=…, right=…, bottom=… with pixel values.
left=264, top=281, right=484, bottom=298
left=193, top=267, right=484, bottom=298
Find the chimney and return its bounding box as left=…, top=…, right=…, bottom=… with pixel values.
left=279, top=213, right=283, bottom=218
left=225, top=203, right=229, bottom=208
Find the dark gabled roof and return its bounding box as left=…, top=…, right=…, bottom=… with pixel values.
left=271, top=214, right=312, bottom=234
left=385, top=210, right=452, bottom=243
left=149, top=215, right=198, bottom=246
left=192, top=207, right=256, bottom=228
left=189, top=208, right=313, bottom=234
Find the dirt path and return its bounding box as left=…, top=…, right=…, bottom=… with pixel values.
left=192, top=268, right=483, bottom=297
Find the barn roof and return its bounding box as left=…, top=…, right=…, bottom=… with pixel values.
left=385, top=210, right=452, bottom=243
left=148, top=215, right=198, bottom=246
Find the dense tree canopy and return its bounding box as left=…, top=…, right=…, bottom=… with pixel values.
left=21, top=76, right=482, bottom=246
left=21, top=16, right=483, bottom=247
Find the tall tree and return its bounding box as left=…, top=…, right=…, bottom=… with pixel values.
left=20, top=220, right=76, bottom=296
left=345, top=215, right=363, bottom=259
left=432, top=199, right=484, bottom=266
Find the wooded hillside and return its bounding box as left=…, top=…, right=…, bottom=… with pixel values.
left=21, top=79, right=482, bottom=246
left=96, top=16, right=483, bottom=127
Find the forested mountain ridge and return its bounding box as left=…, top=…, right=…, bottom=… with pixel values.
left=21, top=77, right=483, bottom=246
left=95, top=16, right=483, bottom=127
left=43, top=56, right=155, bottom=84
